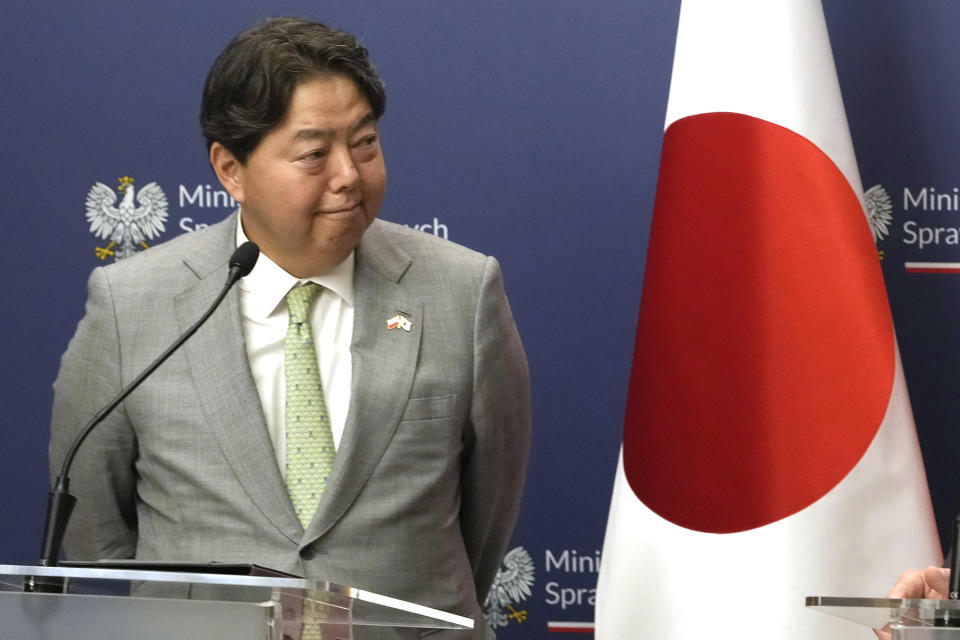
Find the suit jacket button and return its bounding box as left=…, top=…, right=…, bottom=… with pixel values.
left=300, top=547, right=316, bottom=561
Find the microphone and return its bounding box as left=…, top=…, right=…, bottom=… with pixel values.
left=28, top=242, right=259, bottom=588
left=229, top=240, right=260, bottom=282
left=950, top=515, right=960, bottom=599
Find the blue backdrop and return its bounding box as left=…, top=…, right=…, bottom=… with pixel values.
left=3, top=1, right=959, bottom=636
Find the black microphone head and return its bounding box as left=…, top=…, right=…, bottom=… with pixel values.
left=230, top=242, right=260, bottom=278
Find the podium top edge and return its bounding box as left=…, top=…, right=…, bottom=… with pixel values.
left=806, top=596, right=960, bottom=609
left=0, top=564, right=473, bottom=628
left=0, top=563, right=333, bottom=590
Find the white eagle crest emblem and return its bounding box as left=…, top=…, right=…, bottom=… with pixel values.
left=863, top=184, right=893, bottom=243
left=483, top=546, right=535, bottom=629
left=86, top=176, right=168, bottom=260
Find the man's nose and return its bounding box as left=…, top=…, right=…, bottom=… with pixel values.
left=329, top=146, right=359, bottom=192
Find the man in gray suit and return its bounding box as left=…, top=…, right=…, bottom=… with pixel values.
left=49, top=17, right=531, bottom=639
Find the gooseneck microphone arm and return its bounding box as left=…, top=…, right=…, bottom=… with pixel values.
left=37, top=241, right=260, bottom=569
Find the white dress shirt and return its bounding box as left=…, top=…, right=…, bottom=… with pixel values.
left=235, top=216, right=354, bottom=477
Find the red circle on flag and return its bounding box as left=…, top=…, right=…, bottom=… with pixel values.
left=622, top=112, right=895, bottom=533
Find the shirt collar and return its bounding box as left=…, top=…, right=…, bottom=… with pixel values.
left=235, top=211, right=355, bottom=320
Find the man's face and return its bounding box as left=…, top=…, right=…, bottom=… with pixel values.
left=213, top=74, right=386, bottom=277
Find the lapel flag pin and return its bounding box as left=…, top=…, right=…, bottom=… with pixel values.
left=387, top=314, right=413, bottom=332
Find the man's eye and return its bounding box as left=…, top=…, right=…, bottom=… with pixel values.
left=301, top=150, right=327, bottom=161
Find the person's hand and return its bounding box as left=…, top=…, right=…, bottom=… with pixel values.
left=888, top=566, right=950, bottom=599
left=875, top=567, right=950, bottom=640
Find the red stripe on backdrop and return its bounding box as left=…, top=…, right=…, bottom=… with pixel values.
left=622, top=112, right=894, bottom=534
left=547, top=622, right=595, bottom=633
left=905, top=269, right=960, bottom=274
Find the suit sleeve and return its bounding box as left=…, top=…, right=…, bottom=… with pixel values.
left=49, top=266, right=138, bottom=560
left=460, top=256, right=532, bottom=600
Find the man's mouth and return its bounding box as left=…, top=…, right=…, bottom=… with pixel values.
left=317, top=203, right=362, bottom=215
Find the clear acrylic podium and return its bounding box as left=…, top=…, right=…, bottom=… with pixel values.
left=808, top=596, right=960, bottom=639
left=0, top=563, right=473, bottom=639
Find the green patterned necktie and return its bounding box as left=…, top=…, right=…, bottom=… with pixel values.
left=284, top=282, right=335, bottom=528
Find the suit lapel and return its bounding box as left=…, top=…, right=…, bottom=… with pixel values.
left=304, top=222, right=422, bottom=543
left=174, top=216, right=302, bottom=544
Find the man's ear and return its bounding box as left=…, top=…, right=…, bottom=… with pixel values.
left=209, top=142, right=245, bottom=203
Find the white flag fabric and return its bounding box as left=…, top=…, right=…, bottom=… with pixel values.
left=595, top=1, right=941, bottom=638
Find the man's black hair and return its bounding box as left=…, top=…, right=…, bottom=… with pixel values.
left=200, top=17, right=386, bottom=163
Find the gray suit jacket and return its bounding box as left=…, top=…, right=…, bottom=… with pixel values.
left=49, top=214, right=531, bottom=639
